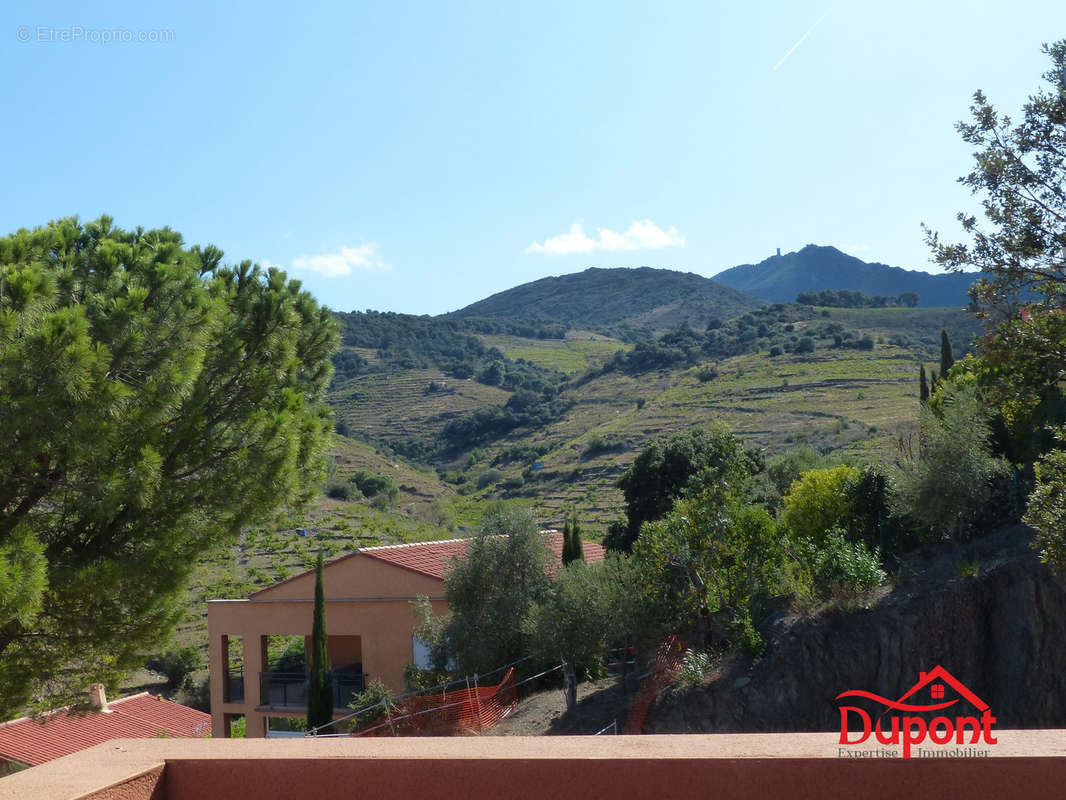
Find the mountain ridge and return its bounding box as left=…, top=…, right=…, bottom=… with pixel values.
left=712, top=244, right=980, bottom=307
left=445, top=266, right=763, bottom=336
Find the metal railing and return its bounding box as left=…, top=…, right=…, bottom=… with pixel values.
left=225, top=666, right=244, bottom=703
left=259, top=670, right=366, bottom=710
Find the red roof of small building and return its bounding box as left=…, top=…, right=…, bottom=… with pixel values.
left=248, top=531, right=608, bottom=598
left=360, top=530, right=606, bottom=580
left=0, top=693, right=211, bottom=767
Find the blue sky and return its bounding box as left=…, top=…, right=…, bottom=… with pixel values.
left=2, top=1, right=1063, bottom=314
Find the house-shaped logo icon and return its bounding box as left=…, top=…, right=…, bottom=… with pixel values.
left=836, top=665, right=997, bottom=758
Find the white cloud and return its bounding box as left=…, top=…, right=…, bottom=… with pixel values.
left=284, top=244, right=389, bottom=277
left=525, top=220, right=685, bottom=256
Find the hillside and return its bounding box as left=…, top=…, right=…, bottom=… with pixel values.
left=647, top=526, right=1066, bottom=732
left=446, top=266, right=763, bottom=336
left=713, top=245, right=981, bottom=307
left=325, top=304, right=979, bottom=533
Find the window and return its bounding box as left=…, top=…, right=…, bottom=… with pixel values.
left=931, top=684, right=945, bottom=699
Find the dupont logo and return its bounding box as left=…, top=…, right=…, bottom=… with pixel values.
left=835, top=666, right=997, bottom=759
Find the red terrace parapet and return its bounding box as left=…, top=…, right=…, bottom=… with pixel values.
left=4, top=733, right=1066, bottom=800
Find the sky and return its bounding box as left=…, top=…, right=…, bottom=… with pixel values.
left=2, top=1, right=1064, bottom=315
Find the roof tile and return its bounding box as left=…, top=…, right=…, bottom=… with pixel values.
left=361, top=531, right=605, bottom=580
left=0, top=693, right=211, bottom=767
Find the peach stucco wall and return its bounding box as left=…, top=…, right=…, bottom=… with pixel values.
left=207, top=554, right=446, bottom=738
left=5, top=733, right=1066, bottom=800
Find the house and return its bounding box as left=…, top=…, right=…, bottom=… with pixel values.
left=207, top=531, right=605, bottom=738
left=0, top=685, right=210, bottom=776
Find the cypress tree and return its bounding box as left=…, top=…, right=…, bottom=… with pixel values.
left=940, top=330, right=955, bottom=381
left=570, top=511, right=585, bottom=563
left=561, top=516, right=575, bottom=565
left=307, top=550, right=333, bottom=731
left=919, top=364, right=929, bottom=404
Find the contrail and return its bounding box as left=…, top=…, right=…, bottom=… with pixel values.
left=773, top=10, right=830, bottom=71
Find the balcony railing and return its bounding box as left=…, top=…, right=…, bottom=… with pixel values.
left=225, top=666, right=245, bottom=703
left=259, top=669, right=366, bottom=710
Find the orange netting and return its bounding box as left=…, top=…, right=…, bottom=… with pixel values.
left=623, top=634, right=685, bottom=734
left=351, top=667, right=518, bottom=737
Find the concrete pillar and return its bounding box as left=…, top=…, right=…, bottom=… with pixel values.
left=242, top=633, right=268, bottom=738
left=207, top=612, right=227, bottom=738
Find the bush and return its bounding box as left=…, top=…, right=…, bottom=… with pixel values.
left=769, top=345, right=783, bottom=357
left=325, top=482, right=354, bottom=501
left=696, top=366, right=719, bottom=382
left=343, top=679, right=397, bottom=731
left=1025, top=431, right=1066, bottom=571
left=150, top=646, right=204, bottom=690
left=403, top=663, right=452, bottom=692
left=476, top=468, right=504, bottom=489
left=781, top=465, right=861, bottom=545
left=179, top=676, right=211, bottom=712
left=809, top=530, right=886, bottom=603
left=349, top=470, right=398, bottom=503
left=889, top=386, right=1008, bottom=540
left=678, top=648, right=715, bottom=687
left=584, top=433, right=625, bottom=457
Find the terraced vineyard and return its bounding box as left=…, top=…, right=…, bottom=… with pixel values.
left=329, top=368, right=511, bottom=445
left=478, top=333, right=631, bottom=375
left=414, top=307, right=978, bottom=533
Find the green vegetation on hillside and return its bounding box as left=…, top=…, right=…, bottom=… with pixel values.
left=447, top=266, right=762, bottom=338
left=796, top=289, right=919, bottom=308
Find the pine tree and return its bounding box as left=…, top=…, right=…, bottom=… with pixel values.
left=307, top=550, right=333, bottom=731
left=570, top=511, right=585, bottom=563
left=939, top=330, right=955, bottom=381
left=0, top=218, right=337, bottom=714
left=919, top=364, right=930, bottom=404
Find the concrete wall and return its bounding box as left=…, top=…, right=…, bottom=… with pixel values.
left=4, top=734, right=1066, bottom=800
left=207, top=554, right=446, bottom=738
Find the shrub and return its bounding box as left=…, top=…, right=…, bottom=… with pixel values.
left=696, top=365, right=719, bottom=382
left=476, top=468, right=504, bottom=489
left=769, top=345, right=783, bottom=357
left=150, top=646, right=204, bottom=690
left=678, top=648, right=715, bottom=687
left=584, top=433, right=624, bottom=457
left=781, top=465, right=861, bottom=545
left=343, top=679, right=397, bottom=731
left=889, top=386, right=1008, bottom=540
left=325, top=482, right=354, bottom=501
left=1025, top=431, right=1066, bottom=571
left=349, top=470, right=398, bottom=503
left=809, top=530, right=886, bottom=602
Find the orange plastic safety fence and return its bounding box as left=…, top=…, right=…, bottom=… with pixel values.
left=623, top=635, right=685, bottom=734
left=352, top=667, right=518, bottom=737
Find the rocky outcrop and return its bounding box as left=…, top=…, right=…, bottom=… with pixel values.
left=647, top=526, right=1066, bottom=732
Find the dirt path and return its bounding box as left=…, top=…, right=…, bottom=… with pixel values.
left=487, top=677, right=635, bottom=736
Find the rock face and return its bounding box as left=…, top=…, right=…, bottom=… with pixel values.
left=647, top=526, right=1066, bottom=732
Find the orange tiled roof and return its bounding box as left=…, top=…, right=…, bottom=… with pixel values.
left=0, top=693, right=211, bottom=767
left=360, top=531, right=605, bottom=580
